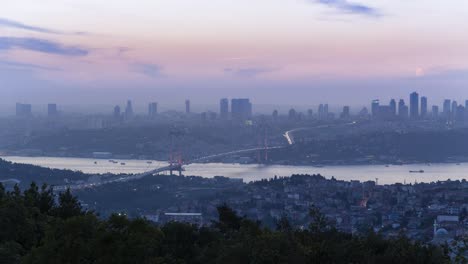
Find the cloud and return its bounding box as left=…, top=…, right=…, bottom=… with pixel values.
left=0, top=17, right=87, bottom=35
left=312, top=0, right=380, bottom=17
left=224, top=67, right=278, bottom=78
left=0, top=59, right=61, bottom=71
left=132, top=63, right=162, bottom=78
left=0, top=37, right=88, bottom=56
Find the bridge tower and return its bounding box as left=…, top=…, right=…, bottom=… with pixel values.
left=169, top=127, right=185, bottom=176
left=256, top=120, right=270, bottom=164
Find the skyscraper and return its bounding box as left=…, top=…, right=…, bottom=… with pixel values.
left=398, top=99, right=408, bottom=119
left=420, top=96, right=427, bottom=118
left=125, top=100, right=134, bottom=118
left=451, top=101, right=458, bottom=118
left=16, top=103, right=32, bottom=117
left=389, top=99, right=396, bottom=116
left=272, top=109, right=278, bottom=121
left=113, top=105, right=121, bottom=119
left=288, top=108, right=297, bottom=120
left=231, top=98, right=252, bottom=120
left=341, top=106, right=350, bottom=119
left=185, top=100, right=190, bottom=114
left=220, top=98, right=229, bottom=119
left=371, top=100, right=380, bottom=118
left=148, top=102, right=158, bottom=117
left=432, top=105, right=439, bottom=119
left=409, top=92, right=419, bottom=119
left=318, top=104, right=324, bottom=119
left=48, top=104, right=58, bottom=117
left=443, top=99, right=451, bottom=118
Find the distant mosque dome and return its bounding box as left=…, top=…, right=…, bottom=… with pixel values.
left=435, top=228, right=449, bottom=237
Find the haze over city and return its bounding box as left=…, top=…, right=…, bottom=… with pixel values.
left=1, top=0, right=468, bottom=106
left=2, top=1, right=468, bottom=262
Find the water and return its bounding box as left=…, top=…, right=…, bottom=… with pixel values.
left=3, top=156, right=468, bottom=184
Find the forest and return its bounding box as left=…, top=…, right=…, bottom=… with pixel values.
left=0, top=182, right=449, bottom=264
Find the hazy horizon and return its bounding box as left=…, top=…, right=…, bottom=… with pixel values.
left=1, top=0, right=468, bottom=105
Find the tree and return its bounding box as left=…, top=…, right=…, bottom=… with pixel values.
left=54, top=189, right=83, bottom=219
left=308, top=204, right=332, bottom=233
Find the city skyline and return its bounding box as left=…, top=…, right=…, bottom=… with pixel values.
left=1, top=1, right=468, bottom=105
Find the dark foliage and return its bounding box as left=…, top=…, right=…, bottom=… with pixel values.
left=0, top=182, right=449, bottom=264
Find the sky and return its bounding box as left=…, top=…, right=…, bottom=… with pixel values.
left=1, top=0, right=468, bottom=109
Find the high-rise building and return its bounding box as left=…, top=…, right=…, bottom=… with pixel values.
left=48, top=104, right=58, bottom=117
left=398, top=99, right=408, bottom=119
left=220, top=98, right=229, bottom=119
left=451, top=101, right=458, bottom=118
left=443, top=99, right=451, bottom=118
left=318, top=104, right=324, bottom=119
left=389, top=99, right=397, bottom=116
left=231, top=98, right=252, bottom=120
left=371, top=100, right=380, bottom=118
left=185, top=100, right=190, bottom=114
left=432, top=105, right=439, bottom=119
left=340, top=106, right=350, bottom=119
left=148, top=102, right=158, bottom=117
left=307, top=109, right=313, bottom=119
left=420, top=96, right=427, bottom=118
left=16, top=103, right=32, bottom=117
left=410, top=92, right=419, bottom=119
left=288, top=108, right=297, bottom=120
left=113, top=105, right=121, bottom=119
left=125, top=100, right=134, bottom=118
left=272, top=110, right=278, bottom=121
left=455, top=105, right=465, bottom=122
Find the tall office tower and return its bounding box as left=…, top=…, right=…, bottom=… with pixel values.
left=220, top=98, right=229, bottom=119
left=113, top=105, right=121, bottom=119
left=16, top=103, right=32, bottom=117
left=443, top=99, right=451, bottom=118
left=318, top=104, right=324, bottom=119
left=323, top=104, right=329, bottom=116
left=432, top=105, right=439, bottom=118
left=465, top=100, right=468, bottom=109
left=409, top=92, right=419, bottom=119
left=148, top=102, right=158, bottom=117
left=341, top=106, right=350, bottom=119
left=307, top=109, right=313, bottom=119
left=371, top=99, right=380, bottom=118
left=456, top=105, right=465, bottom=122
left=47, top=103, right=58, bottom=117
left=272, top=109, right=278, bottom=121
left=420, top=96, right=427, bottom=118
left=288, top=108, right=297, bottom=120
left=451, top=101, right=458, bottom=118
left=125, top=100, right=134, bottom=118
left=185, top=100, right=190, bottom=114
left=398, top=99, right=408, bottom=119
left=231, top=98, right=252, bottom=120
left=389, top=99, right=397, bottom=116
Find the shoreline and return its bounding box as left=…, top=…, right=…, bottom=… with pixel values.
left=1, top=153, right=467, bottom=168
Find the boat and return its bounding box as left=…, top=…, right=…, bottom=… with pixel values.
left=120, top=162, right=126, bottom=165
left=409, top=170, right=424, bottom=173
left=94, top=161, right=98, bottom=164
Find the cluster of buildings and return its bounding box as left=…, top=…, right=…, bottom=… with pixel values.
left=111, top=98, right=253, bottom=122
left=15, top=103, right=58, bottom=118
left=134, top=174, right=468, bottom=247
left=371, top=92, right=468, bottom=122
